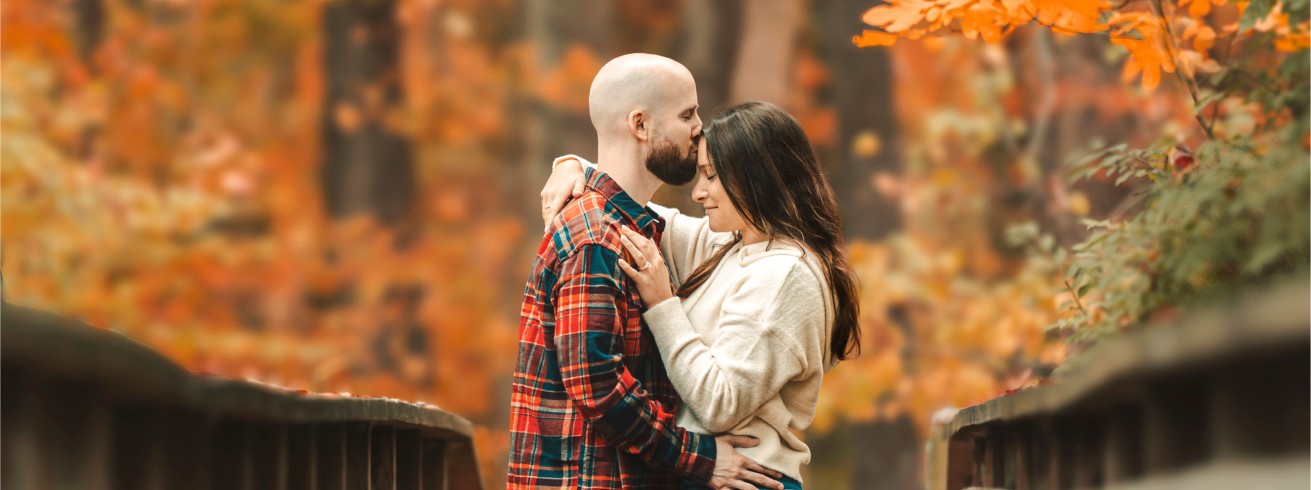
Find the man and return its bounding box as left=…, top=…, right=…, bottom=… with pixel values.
left=509, top=54, right=784, bottom=489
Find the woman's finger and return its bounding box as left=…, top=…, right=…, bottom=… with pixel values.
left=616, top=259, right=639, bottom=280
left=542, top=195, right=569, bottom=230
left=625, top=229, right=660, bottom=262
left=620, top=228, right=655, bottom=259
left=618, top=235, right=647, bottom=268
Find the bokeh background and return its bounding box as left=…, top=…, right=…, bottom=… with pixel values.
left=4, top=0, right=1301, bottom=488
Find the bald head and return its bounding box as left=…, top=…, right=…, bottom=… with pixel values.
left=589, top=54, right=697, bottom=138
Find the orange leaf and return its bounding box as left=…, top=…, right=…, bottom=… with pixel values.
left=1141, top=57, right=1162, bottom=90
left=853, top=30, right=900, bottom=47
left=1121, top=57, right=1141, bottom=83
left=1193, top=25, right=1217, bottom=51
left=862, top=1, right=932, bottom=32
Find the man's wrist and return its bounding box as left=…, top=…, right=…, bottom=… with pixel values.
left=683, top=431, right=718, bottom=483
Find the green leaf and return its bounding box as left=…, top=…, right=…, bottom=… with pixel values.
left=1240, top=0, right=1277, bottom=31
left=1115, top=171, right=1133, bottom=186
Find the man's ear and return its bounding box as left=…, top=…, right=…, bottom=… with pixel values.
left=628, top=109, right=649, bottom=142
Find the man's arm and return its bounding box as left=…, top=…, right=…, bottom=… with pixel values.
left=554, top=243, right=717, bottom=481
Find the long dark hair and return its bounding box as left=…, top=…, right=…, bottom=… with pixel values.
left=675, top=101, right=861, bottom=361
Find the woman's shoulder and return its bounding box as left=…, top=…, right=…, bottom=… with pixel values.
left=735, top=241, right=827, bottom=292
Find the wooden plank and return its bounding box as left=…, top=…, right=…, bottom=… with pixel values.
left=208, top=419, right=250, bottom=490
left=395, top=429, right=423, bottom=489
left=250, top=423, right=288, bottom=490
left=161, top=410, right=210, bottom=490
left=372, top=425, right=397, bottom=490
left=346, top=423, right=372, bottom=489
left=0, top=304, right=476, bottom=442
left=447, top=438, right=483, bottom=490
left=1104, top=456, right=1309, bottom=490
left=423, top=439, right=447, bottom=490
left=0, top=304, right=489, bottom=490
left=317, top=425, right=347, bottom=490
left=948, top=280, right=1309, bottom=437
left=288, top=424, right=317, bottom=489
left=2, top=374, right=45, bottom=490
left=112, top=405, right=168, bottom=490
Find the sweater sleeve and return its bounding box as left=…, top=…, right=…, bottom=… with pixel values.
left=645, top=202, right=732, bottom=288
left=641, top=260, right=826, bottom=433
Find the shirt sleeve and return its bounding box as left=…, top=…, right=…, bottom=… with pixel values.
left=645, top=202, right=733, bottom=289
left=641, top=261, right=824, bottom=433
left=553, top=243, right=717, bottom=481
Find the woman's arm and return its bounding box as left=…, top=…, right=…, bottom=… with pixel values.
left=642, top=261, right=826, bottom=433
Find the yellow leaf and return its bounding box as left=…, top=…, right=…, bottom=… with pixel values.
left=852, top=130, right=883, bottom=157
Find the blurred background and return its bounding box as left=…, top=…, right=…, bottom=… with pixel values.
left=4, top=0, right=1296, bottom=488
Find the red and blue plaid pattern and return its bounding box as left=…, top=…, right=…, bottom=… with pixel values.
left=509, top=167, right=716, bottom=488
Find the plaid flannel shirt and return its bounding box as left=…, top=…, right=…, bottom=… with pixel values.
left=508, top=167, right=717, bottom=488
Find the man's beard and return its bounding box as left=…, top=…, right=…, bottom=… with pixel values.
left=645, top=139, right=699, bottom=186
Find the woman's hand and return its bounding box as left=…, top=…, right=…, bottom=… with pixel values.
left=615, top=227, right=674, bottom=308
left=541, top=155, right=588, bottom=231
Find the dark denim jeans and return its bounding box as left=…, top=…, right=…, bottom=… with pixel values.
left=681, top=474, right=802, bottom=490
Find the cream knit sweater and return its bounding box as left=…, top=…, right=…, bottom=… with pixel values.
left=643, top=202, right=835, bottom=482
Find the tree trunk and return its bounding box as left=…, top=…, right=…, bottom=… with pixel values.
left=71, top=0, right=105, bottom=163
left=516, top=0, right=613, bottom=217
left=822, top=0, right=918, bottom=487
left=824, top=0, right=903, bottom=241
left=729, top=0, right=803, bottom=105
left=321, top=0, right=414, bottom=225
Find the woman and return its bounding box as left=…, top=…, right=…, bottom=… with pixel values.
left=542, top=101, right=860, bottom=489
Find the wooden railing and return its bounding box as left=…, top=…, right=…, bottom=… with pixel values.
left=0, top=302, right=483, bottom=490
left=926, top=279, right=1310, bottom=490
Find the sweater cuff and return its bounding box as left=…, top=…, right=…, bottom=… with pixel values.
left=642, top=297, right=695, bottom=338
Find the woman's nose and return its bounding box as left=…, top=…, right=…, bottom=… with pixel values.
left=692, top=181, right=707, bottom=202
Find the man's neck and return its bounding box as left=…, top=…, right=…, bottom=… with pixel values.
left=595, top=144, right=660, bottom=204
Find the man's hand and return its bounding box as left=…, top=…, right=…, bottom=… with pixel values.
left=711, top=435, right=785, bottom=490
left=541, top=156, right=587, bottom=231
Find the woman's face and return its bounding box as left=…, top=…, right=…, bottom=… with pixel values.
left=692, top=138, right=750, bottom=234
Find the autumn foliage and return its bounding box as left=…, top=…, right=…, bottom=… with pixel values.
left=856, top=0, right=1309, bottom=89
left=3, top=0, right=1306, bottom=487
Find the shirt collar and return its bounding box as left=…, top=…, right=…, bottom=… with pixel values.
left=584, top=166, right=665, bottom=236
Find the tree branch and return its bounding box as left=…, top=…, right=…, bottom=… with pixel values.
left=1150, top=0, right=1216, bottom=139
